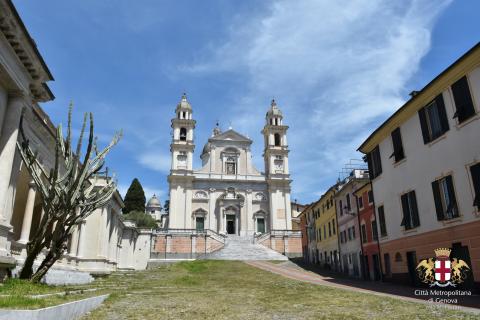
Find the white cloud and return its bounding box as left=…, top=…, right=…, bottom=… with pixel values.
left=138, top=151, right=171, bottom=174
left=181, top=0, right=451, bottom=202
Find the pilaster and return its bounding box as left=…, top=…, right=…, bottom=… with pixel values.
left=0, top=96, right=25, bottom=225
left=18, top=180, right=36, bottom=244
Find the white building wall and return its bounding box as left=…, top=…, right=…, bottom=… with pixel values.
left=373, top=66, right=480, bottom=244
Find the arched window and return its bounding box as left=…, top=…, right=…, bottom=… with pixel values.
left=274, top=133, right=281, bottom=146
left=226, top=157, right=236, bottom=175
left=180, top=128, right=187, bottom=141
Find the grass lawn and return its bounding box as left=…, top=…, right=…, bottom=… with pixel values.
left=0, top=278, right=103, bottom=310
left=80, top=260, right=477, bottom=320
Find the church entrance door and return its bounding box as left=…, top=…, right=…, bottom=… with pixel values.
left=226, top=215, right=236, bottom=234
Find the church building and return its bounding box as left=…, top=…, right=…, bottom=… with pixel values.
left=167, top=95, right=293, bottom=237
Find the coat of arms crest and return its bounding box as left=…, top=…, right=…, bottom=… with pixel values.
left=416, top=248, right=470, bottom=287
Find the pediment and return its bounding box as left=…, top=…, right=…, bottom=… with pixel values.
left=210, top=129, right=252, bottom=143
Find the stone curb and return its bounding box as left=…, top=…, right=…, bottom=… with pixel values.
left=0, top=294, right=109, bottom=320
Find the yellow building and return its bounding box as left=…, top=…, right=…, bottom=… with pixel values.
left=314, top=184, right=340, bottom=270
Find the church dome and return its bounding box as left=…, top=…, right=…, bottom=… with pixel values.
left=176, top=93, right=192, bottom=111
left=146, top=194, right=161, bottom=208
left=266, top=99, right=283, bottom=117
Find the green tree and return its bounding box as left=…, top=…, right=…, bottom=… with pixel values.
left=123, top=178, right=146, bottom=214
left=122, top=210, right=158, bottom=229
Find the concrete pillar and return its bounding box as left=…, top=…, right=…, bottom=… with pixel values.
left=191, top=234, right=196, bottom=258
left=77, top=221, right=87, bottom=258
left=18, top=180, right=36, bottom=244
left=166, top=235, right=172, bottom=254
left=0, top=96, right=26, bottom=223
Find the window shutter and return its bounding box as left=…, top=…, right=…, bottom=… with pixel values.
left=431, top=180, right=444, bottom=221
left=391, top=128, right=404, bottom=162
left=418, top=108, right=430, bottom=144
left=373, top=146, right=382, bottom=176
left=378, top=206, right=387, bottom=236
left=470, top=164, right=480, bottom=210
left=401, top=194, right=410, bottom=229
left=435, top=94, right=450, bottom=133
left=452, top=76, right=475, bottom=123
left=445, top=175, right=458, bottom=216
left=410, top=192, right=420, bottom=227
left=366, top=152, right=375, bottom=179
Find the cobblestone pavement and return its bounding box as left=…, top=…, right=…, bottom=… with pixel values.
left=246, top=260, right=480, bottom=314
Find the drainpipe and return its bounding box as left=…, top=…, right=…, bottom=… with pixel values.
left=370, top=180, right=384, bottom=282
left=354, top=191, right=365, bottom=280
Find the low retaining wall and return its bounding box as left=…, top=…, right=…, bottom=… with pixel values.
left=12, top=265, right=94, bottom=286
left=0, top=294, right=108, bottom=320
left=151, top=231, right=225, bottom=259
left=257, top=232, right=303, bottom=258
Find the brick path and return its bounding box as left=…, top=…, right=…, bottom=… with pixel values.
left=246, top=260, right=480, bottom=315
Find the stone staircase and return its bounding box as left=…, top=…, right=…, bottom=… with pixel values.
left=204, top=236, right=288, bottom=261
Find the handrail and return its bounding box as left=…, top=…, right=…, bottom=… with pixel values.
left=152, top=228, right=226, bottom=243
left=270, top=230, right=302, bottom=237
left=254, top=232, right=270, bottom=243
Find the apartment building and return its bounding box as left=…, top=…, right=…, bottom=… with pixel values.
left=359, top=43, right=480, bottom=289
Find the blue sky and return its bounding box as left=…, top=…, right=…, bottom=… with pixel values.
left=13, top=0, right=479, bottom=205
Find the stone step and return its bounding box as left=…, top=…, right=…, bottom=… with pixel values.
left=205, top=236, right=288, bottom=261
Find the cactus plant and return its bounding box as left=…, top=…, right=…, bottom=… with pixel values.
left=16, top=103, right=121, bottom=282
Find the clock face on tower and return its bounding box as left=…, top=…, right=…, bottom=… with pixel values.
left=274, top=159, right=284, bottom=172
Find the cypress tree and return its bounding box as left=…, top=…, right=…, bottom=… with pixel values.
left=163, top=200, right=170, bottom=214
left=123, top=178, right=146, bottom=214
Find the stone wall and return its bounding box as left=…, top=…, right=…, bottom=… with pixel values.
left=151, top=232, right=225, bottom=259
left=257, top=233, right=303, bottom=258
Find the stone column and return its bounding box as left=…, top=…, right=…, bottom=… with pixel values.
left=284, top=190, right=292, bottom=230
left=76, top=221, right=87, bottom=258
left=245, top=190, right=252, bottom=235
left=68, top=225, right=79, bottom=256
left=18, top=180, right=36, bottom=244
left=219, top=208, right=224, bottom=233
left=105, top=209, right=111, bottom=259
left=236, top=207, right=240, bottom=235
left=208, top=188, right=216, bottom=230
left=0, top=86, right=8, bottom=139
left=0, top=96, right=26, bottom=224
left=184, top=182, right=193, bottom=229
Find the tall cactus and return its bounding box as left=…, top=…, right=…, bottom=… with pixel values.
left=16, top=103, right=121, bottom=282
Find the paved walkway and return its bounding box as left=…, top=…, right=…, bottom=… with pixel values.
left=246, top=260, right=480, bottom=314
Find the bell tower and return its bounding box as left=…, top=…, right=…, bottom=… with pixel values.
left=262, top=99, right=292, bottom=230
left=170, top=93, right=195, bottom=171
left=168, top=93, right=196, bottom=228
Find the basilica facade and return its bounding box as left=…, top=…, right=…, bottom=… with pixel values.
left=167, top=95, right=293, bottom=236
